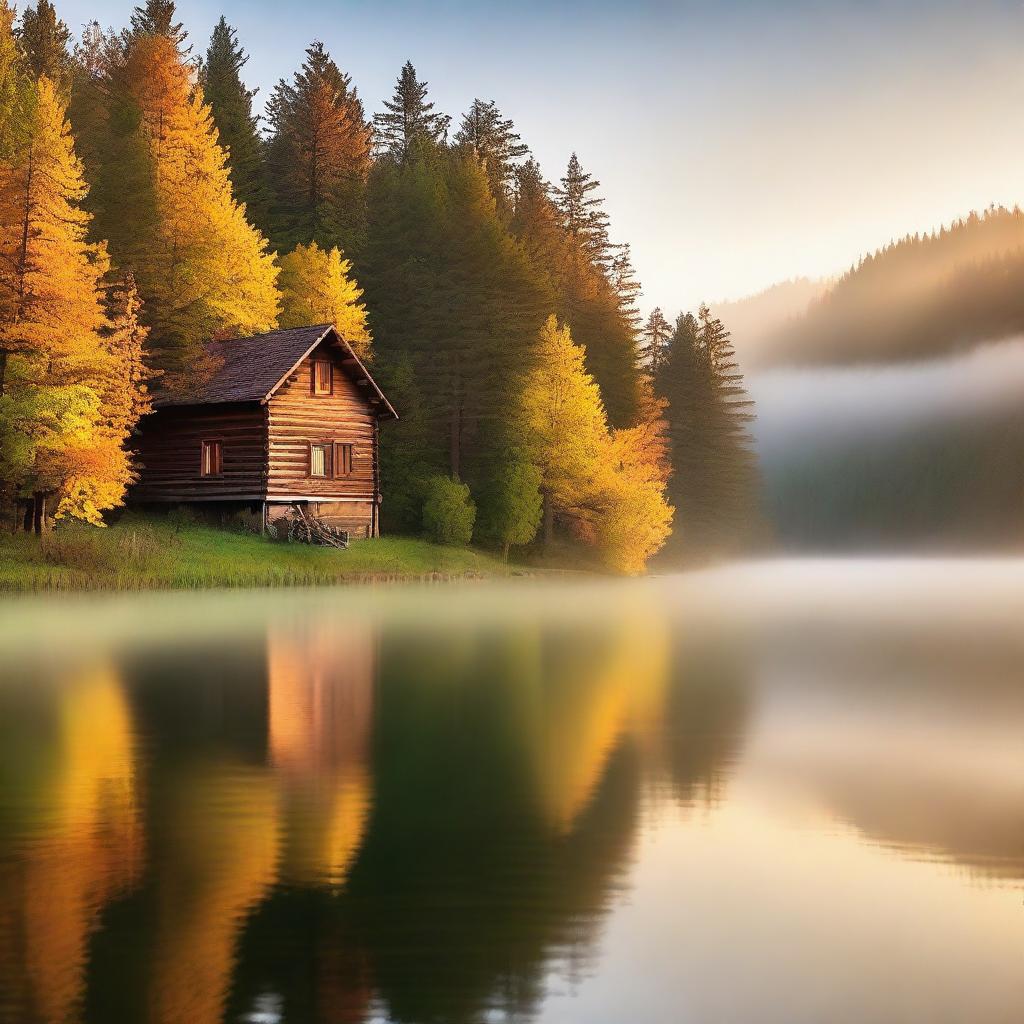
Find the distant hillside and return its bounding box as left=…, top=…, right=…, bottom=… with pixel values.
left=764, top=206, right=1024, bottom=366
left=711, top=277, right=829, bottom=370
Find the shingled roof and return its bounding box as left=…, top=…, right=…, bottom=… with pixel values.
left=154, top=324, right=397, bottom=418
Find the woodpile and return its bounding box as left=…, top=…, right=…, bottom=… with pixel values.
left=269, top=504, right=349, bottom=548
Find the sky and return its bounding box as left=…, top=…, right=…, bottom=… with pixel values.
left=54, top=0, right=1024, bottom=313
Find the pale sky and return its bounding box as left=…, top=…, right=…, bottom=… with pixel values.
left=55, top=0, right=1024, bottom=314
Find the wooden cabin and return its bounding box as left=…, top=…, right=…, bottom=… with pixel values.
left=130, top=324, right=397, bottom=538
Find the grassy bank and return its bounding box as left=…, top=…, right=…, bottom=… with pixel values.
left=0, top=518, right=521, bottom=592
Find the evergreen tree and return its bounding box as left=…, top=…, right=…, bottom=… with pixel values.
left=67, top=21, right=117, bottom=191
left=554, top=152, right=612, bottom=269
left=97, top=31, right=279, bottom=391
left=513, top=154, right=641, bottom=426
left=655, top=306, right=762, bottom=562
left=264, top=41, right=372, bottom=254
left=0, top=0, right=29, bottom=159
left=362, top=144, right=550, bottom=527
left=0, top=77, right=136, bottom=528
left=454, top=98, right=528, bottom=211
left=373, top=61, right=450, bottom=161
left=201, top=18, right=267, bottom=227
left=129, top=0, right=188, bottom=52
left=17, top=0, right=72, bottom=96
left=277, top=242, right=370, bottom=357
left=611, top=241, right=642, bottom=332
left=640, top=306, right=672, bottom=374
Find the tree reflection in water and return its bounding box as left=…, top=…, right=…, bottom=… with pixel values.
left=8, top=572, right=1016, bottom=1024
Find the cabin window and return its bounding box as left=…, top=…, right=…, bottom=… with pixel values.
left=334, top=443, right=354, bottom=477
left=310, top=443, right=330, bottom=478
left=200, top=439, right=222, bottom=477
left=312, top=359, right=333, bottom=396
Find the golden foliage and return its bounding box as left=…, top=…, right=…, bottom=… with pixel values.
left=118, top=34, right=279, bottom=390
left=277, top=241, right=371, bottom=358
left=0, top=76, right=139, bottom=520
left=518, top=315, right=672, bottom=573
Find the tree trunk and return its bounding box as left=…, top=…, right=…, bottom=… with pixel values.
left=32, top=492, right=44, bottom=536
left=22, top=500, right=32, bottom=533
left=542, top=490, right=554, bottom=547
left=449, top=405, right=461, bottom=479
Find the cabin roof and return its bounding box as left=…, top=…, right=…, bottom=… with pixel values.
left=154, top=324, right=397, bottom=418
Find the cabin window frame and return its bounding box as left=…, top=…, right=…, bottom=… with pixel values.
left=199, top=439, right=223, bottom=478
left=309, top=442, right=331, bottom=479
left=334, top=442, right=354, bottom=477
left=312, top=358, right=333, bottom=396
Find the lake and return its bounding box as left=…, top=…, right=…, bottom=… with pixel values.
left=1, top=562, right=1022, bottom=1023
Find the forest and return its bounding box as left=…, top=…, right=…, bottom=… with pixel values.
left=762, top=205, right=1024, bottom=366
left=0, top=0, right=763, bottom=573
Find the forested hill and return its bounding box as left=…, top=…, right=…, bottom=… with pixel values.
left=765, top=206, right=1024, bottom=366
left=712, top=277, right=829, bottom=370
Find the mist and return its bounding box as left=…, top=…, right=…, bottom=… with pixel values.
left=747, top=336, right=1024, bottom=549
left=750, top=334, right=1024, bottom=456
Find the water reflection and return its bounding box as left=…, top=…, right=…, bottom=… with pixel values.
left=0, top=564, right=1022, bottom=1023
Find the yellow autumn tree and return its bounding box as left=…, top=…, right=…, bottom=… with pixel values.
left=518, top=315, right=608, bottom=543
left=277, top=242, right=371, bottom=357
left=113, top=33, right=279, bottom=391
left=596, top=380, right=673, bottom=573
left=517, top=315, right=672, bottom=573
left=0, top=76, right=137, bottom=526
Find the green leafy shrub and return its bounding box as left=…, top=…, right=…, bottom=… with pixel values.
left=421, top=476, right=476, bottom=546
left=477, top=458, right=543, bottom=560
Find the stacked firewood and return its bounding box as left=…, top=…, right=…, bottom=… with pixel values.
left=269, top=504, right=349, bottom=548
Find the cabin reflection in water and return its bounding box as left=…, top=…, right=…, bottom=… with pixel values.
left=0, top=597, right=703, bottom=1024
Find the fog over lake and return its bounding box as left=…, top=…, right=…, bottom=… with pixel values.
left=745, top=336, right=1024, bottom=548
left=748, top=335, right=1024, bottom=459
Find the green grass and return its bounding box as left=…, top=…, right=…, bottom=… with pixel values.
left=0, top=517, right=523, bottom=592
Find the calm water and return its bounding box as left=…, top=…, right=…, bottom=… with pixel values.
left=1, top=563, right=1023, bottom=1024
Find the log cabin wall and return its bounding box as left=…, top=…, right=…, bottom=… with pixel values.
left=131, top=403, right=267, bottom=503
left=266, top=339, right=379, bottom=538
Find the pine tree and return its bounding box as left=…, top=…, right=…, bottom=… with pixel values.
left=554, top=152, right=612, bottom=270
left=362, top=145, right=550, bottom=531
left=513, top=155, right=642, bottom=427
left=655, top=306, right=762, bottom=562
left=129, top=0, right=188, bottom=52
left=277, top=242, right=370, bottom=357
left=373, top=61, right=450, bottom=161
left=0, top=0, right=29, bottom=159
left=99, top=31, right=279, bottom=391
left=0, top=76, right=136, bottom=527
left=454, top=98, right=528, bottom=211
left=201, top=18, right=267, bottom=227
left=18, top=0, right=72, bottom=96
left=264, top=41, right=372, bottom=254
left=640, top=307, right=672, bottom=374
left=610, top=241, right=642, bottom=333
left=67, top=21, right=117, bottom=191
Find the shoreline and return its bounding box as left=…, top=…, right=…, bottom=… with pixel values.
left=0, top=520, right=564, bottom=593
